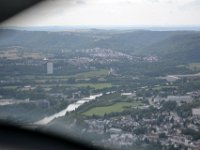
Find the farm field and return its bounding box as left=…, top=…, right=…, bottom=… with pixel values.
left=75, top=69, right=109, bottom=79
left=82, top=101, right=143, bottom=116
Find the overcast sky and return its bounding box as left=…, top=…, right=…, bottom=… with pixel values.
left=2, top=0, right=200, bottom=27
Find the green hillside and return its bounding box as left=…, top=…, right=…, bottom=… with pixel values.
left=0, top=29, right=200, bottom=62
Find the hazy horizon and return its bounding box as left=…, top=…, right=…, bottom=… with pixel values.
left=1, top=25, right=200, bottom=32
left=1, top=0, right=200, bottom=27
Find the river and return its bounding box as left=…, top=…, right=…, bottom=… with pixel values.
left=34, top=93, right=103, bottom=125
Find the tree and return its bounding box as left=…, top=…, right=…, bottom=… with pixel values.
left=67, top=77, right=76, bottom=84
left=159, top=133, right=167, bottom=139
left=162, top=101, right=177, bottom=113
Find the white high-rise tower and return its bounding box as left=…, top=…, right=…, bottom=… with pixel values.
left=47, top=62, right=53, bottom=74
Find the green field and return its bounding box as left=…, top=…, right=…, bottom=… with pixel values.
left=37, top=83, right=112, bottom=90
left=152, top=85, right=177, bottom=90
left=11, top=69, right=109, bottom=80
left=82, top=101, right=143, bottom=116
left=75, top=69, right=109, bottom=79
left=2, top=86, right=18, bottom=89
left=74, top=83, right=112, bottom=89
left=187, top=63, right=200, bottom=71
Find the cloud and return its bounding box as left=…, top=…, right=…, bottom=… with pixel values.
left=149, top=0, right=160, bottom=3
left=190, top=0, right=200, bottom=5
left=178, top=0, right=200, bottom=10
left=75, top=0, right=86, bottom=4
left=2, top=0, right=200, bottom=27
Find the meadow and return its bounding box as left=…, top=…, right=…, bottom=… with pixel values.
left=82, top=101, right=143, bottom=116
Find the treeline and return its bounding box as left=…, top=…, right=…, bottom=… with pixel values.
left=0, top=87, right=46, bottom=99
left=108, top=61, right=193, bottom=77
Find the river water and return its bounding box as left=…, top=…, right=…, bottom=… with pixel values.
left=34, top=93, right=103, bottom=125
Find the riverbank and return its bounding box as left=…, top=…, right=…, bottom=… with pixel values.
left=34, top=93, right=103, bottom=125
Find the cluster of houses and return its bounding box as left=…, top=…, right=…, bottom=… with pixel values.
left=68, top=48, right=159, bottom=67
left=83, top=111, right=200, bottom=149
left=79, top=92, right=200, bottom=149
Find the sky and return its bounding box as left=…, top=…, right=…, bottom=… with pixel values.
left=1, top=0, right=200, bottom=27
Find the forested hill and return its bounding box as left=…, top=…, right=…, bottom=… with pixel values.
left=0, top=29, right=95, bottom=50
left=0, top=29, right=200, bottom=62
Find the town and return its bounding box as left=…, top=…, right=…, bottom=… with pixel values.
left=0, top=29, right=200, bottom=150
